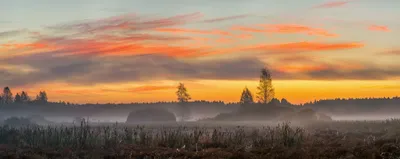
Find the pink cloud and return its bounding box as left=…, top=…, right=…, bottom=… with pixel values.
left=369, top=25, right=390, bottom=32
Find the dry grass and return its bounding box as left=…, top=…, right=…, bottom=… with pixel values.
left=1, top=120, right=400, bottom=158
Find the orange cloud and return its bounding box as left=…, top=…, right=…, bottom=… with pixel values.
left=12, top=36, right=211, bottom=58
left=232, top=24, right=337, bottom=37
left=236, top=34, right=253, bottom=39
left=155, top=28, right=231, bottom=36
left=198, top=41, right=364, bottom=57
left=231, top=26, right=265, bottom=32
left=369, top=25, right=390, bottom=32
left=215, top=37, right=233, bottom=44
left=260, top=24, right=337, bottom=37
left=0, top=43, right=47, bottom=50
left=248, top=41, right=364, bottom=53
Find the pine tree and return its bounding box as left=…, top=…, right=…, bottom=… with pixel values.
left=240, top=87, right=254, bottom=105
left=176, top=83, right=191, bottom=121
left=35, top=91, right=48, bottom=104
left=256, top=68, right=275, bottom=104
left=176, top=83, right=191, bottom=103
left=20, top=91, right=30, bottom=103
left=14, top=93, right=22, bottom=103
left=2, top=87, right=13, bottom=104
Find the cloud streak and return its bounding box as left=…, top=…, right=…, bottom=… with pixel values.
left=246, top=41, right=364, bottom=53
left=202, top=15, right=250, bottom=23
left=155, top=28, right=231, bottom=36
left=232, top=24, right=337, bottom=37
left=312, top=0, right=351, bottom=9
left=380, top=50, right=400, bottom=55
left=368, top=25, right=390, bottom=32
left=49, top=12, right=203, bottom=34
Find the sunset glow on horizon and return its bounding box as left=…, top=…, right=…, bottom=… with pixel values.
left=1, top=0, right=399, bottom=104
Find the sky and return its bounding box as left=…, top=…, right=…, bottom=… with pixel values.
left=0, top=0, right=399, bottom=104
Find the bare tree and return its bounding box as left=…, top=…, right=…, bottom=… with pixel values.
left=256, top=68, right=275, bottom=104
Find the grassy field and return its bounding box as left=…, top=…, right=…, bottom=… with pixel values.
left=1, top=120, right=400, bottom=159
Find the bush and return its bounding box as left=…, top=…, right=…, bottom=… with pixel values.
left=3, top=117, right=36, bottom=127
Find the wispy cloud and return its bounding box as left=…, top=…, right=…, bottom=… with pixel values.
left=155, top=28, right=231, bottom=36
left=260, top=24, right=337, bottom=37
left=277, top=64, right=329, bottom=73
left=247, top=41, right=364, bottom=53
left=202, top=14, right=250, bottom=23
left=368, top=25, right=390, bottom=32
left=380, top=50, right=400, bottom=55
left=49, top=12, right=203, bottom=34
left=232, top=24, right=337, bottom=37
left=312, top=0, right=351, bottom=9
left=0, top=30, right=26, bottom=39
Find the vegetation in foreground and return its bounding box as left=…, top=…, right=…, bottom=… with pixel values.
left=1, top=120, right=400, bottom=158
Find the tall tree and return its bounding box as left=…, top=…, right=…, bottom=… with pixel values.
left=240, top=87, right=254, bottom=105
left=14, top=93, right=22, bottom=103
left=176, top=83, right=191, bottom=121
left=20, top=91, right=30, bottom=103
left=2, top=87, right=13, bottom=104
left=35, top=91, right=48, bottom=104
left=176, top=83, right=191, bottom=103
left=256, top=68, right=275, bottom=104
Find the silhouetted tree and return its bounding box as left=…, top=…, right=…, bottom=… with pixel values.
left=14, top=93, right=22, bottom=103
left=2, top=87, right=13, bottom=104
left=270, top=98, right=280, bottom=105
left=35, top=91, right=48, bottom=104
left=281, top=98, right=292, bottom=106
left=176, top=83, right=191, bottom=121
left=176, top=83, right=191, bottom=103
left=240, top=87, right=254, bottom=105
left=20, top=91, right=30, bottom=103
left=256, top=68, right=275, bottom=104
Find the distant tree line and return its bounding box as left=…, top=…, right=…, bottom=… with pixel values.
left=0, top=87, right=48, bottom=105
left=303, top=97, right=400, bottom=107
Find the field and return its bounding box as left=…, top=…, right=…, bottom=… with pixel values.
left=1, top=120, right=400, bottom=159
